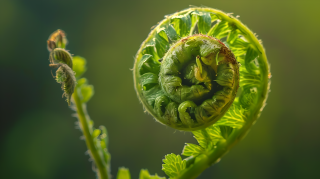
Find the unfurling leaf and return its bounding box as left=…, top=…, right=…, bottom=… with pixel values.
left=47, top=29, right=68, bottom=51
left=162, top=153, right=186, bottom=178
left=73, top=56, right=87, bottom=78
left=49, top=63, right=76, bottom=105
left=117, top=167, right=131, bottom=179
left=139, top=169, right=166, bottom=179
left=76, top=78, right=94, bottom=103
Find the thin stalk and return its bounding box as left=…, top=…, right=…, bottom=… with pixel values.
left=73, top=90, right=109, bottom=179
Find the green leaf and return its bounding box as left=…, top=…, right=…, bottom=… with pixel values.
left=92, top=129, right=101, bottom=138
left=73, top=56, right=87, bottom=78
left=182, top=143, right=204, bottom=157
left=99, top=125, right=108, bottom=147
left=197, top=12, right=211, bottom=34
left=192, top=129, right=214, bottom=149
left=162, top=102, right=179, bottom=124
left=154, top=30, right=169, bottom=58
left=99, top=126, right=110, bottom=164
left=171, top=13, right=191, bottom=37
left=142, top=43, right=160, bottom=60
left=164, top=24, right=178, bottom=41
left=138, top=54, right=160, bottom=75
left=228, top=38, right=249, bottom=57
left=192, top=130, right=208, bottom=149
left=76, top=78, right=94, bottom=103
left=178, top=101, right=197, bottom=127
left=117, top=167, right=131, bottom=179
left=184, top=126, right=228, bottom=159
left=142, top=85, right=164, bottom=107
left=227, top=29, right=241, bottom=44
left=162, top=153, right=186, bottom=178
left=214, top=104, right=246, bottom=128
left=189, top=11, right=199, bottom=35
left=245, top=46, right=260, bottom=74
left=140, top=72, right=159, bottom=89
left=154, top=95, right=170, bottom=117
left=240, top=71, right=261, bottom=88
left=237, top=57, right=261, bottom=87
left=157, top=28, right=169, bottom=42
left=210, top=13, right=219, bottom=22
left=239, top=86, right=258, bottom=109
left=219, top=126, right=234, bottom=139
left=80, top=83, right=94, bottom=103
left=207, top=21, right=230, bottom=39
left=139, top=169, right=166, bottom=179
left=77, top=77, right=87, bottom=86
left=205, top=125, right=224, bottom=144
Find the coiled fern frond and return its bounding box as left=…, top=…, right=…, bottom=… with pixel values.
left=133, top=7, right=270, bottom=179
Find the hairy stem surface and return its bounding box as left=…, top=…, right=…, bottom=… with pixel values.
left=73, top=91, right=110, bottom=179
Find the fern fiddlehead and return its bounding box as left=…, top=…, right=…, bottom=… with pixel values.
left=134, top=7, right=270, bottom=178
left=47, top=30, right=111, bottom=179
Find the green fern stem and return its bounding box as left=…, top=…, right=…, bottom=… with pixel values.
left=73, top=91, right=110, bottom=179
left=177, top=98, right=268, bottom=179
left=47, top=30, right=111, bottom=179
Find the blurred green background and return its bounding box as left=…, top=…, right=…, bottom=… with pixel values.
left=1, top=0, right=319, bottom=178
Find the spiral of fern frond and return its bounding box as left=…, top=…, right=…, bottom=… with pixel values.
left=134, top=7, right=270, bottom=178
left=134, top=8, right=269, bottom=131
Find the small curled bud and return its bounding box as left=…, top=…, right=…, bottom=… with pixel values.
left=49, top=63, right=76, bottom=105
left=47, top=30, right=75, bottom=106
left=47, top=29, right=68, bottom=51
left=47, top=40, right=56, bottom=51
left=49, top=48, right=73, bottom=69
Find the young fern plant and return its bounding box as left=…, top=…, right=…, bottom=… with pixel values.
left=47, top=30, right=162, bottom=179
left=47, top=6, right=270, bottom=179
left=47, top=30, right=111, bottom=179
left=133, top=7, right=270, bottom=179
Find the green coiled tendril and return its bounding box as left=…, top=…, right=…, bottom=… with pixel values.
left=134, top=7, right=270, bottom=131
